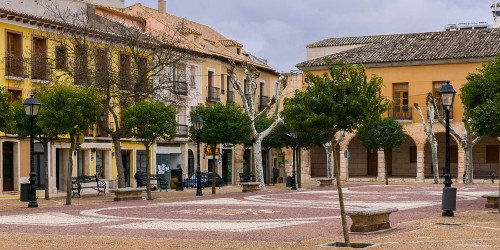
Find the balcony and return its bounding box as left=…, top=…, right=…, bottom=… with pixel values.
left=389, top=106, right=412, bottom=121
left=259, top=95, right=270, bottom=109
left=176, top=124, right=189, bottom=137
left=5, top=55, right=28, bottom=79
left=173, top=81, right=188, bottom=96
left=227, top=90, right=235, bottom=103
left=206, top=87, right=221, bottom=102
left=31, top=58, right=51, bottom=82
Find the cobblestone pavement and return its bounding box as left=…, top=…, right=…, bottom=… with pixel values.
left=0, top=183, right=498, bottom=249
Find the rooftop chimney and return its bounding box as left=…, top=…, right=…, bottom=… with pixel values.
left=158, top=0, right=166, bottom=14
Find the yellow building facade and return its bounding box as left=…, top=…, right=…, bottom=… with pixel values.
left=297, top=29, right=500, bottom=184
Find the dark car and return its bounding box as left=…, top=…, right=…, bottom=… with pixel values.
left=185, top=172, right=224, bottom=188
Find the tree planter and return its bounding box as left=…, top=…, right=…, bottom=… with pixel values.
left=110, top=187, right=146, bottom=201
left=317, top=178, right=335, bottom=187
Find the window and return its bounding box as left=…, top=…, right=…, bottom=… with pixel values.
left=96, top=150, right=105, bottom=179
left=393, top=83, right=409, bottom=112
left=7, top=89, right=22, bottom=103
left=221, top=74, right=225, bottom=94
left=135, top=57, right=149, bottom=93
left=55, top=46, right=67, bottom=70
left=119, top=53, right=131, bottom=90
left=450, top=145, right=458, bottom=163
left=95, top=48, right=109, bottom=80
left=32, top=37, right=48, bottom=80
left=486, top=145, right=499, bottom=164
left=409, top=146, right=417, bottom=163
left=6, top=32, right=23, bottom=77
left=433, top=81, right=453, bottom=118
left=190, top=65, right=196, bottom=84
left=259, top=81, right=265, bottom=97
left=208, top=70, right=214, bottom=89
left=74, top=44, right=88, bottom=85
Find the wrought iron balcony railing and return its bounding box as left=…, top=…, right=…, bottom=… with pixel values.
left=389, top=106, right=412, bottom=120
left=176, top=124, right=189, bottom=137
left=31, top=57, right=51, bottom=81
left=207, top=87, right=221, bottom=102
left=259, top=95, right=270, bottom=109
left=5, top=55, right=28, bottom=78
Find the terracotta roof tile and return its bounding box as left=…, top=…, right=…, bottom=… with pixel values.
left=298, top=29, right=500, bottom=68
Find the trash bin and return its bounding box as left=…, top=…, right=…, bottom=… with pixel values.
left=286, top=176, right=292, bottom=187
left=20, top=183, right=30, bottom=202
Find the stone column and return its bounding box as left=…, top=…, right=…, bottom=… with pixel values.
left=339, top=142, right=349, bottom=181
left=416, top=146, right=425, bottom=182
left=377, top=149, right=385, bottom=181
left=233, top=144, right=245, bottom=184
left=301, top=149, right=311, bottom=184
left=457, top=147, right=465, bottom=183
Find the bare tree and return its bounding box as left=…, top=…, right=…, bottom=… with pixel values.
left=228, top=62, right=287, bottom=190
left=38, top=1, right=194, bottom=188
left=414, top=94, right=440, bottom=184
left=431, top=95, right=480, bottom=185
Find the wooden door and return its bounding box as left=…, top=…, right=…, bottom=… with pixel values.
left=367, top=149, right=378, bottom=176
left=2, top=142, right=14, bottom=191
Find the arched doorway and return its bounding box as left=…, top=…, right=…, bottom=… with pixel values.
left=424, top=132, right=459, bottom=178
left=310, top=146, right=327, bottom=177
left=472, top=137, right=499, bottom=178
left=390, top=135, right=417, bottom=177
left=348, top=137, right=376, bottom=177
left=188, top=149, right=194, bottom=177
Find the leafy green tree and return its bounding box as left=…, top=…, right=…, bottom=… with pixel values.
left=283, top=60, right=389, bottom=247
left=461, top=56, right=500, bottom=211
left=357, top=118, right=404, bottom=185
left=37, top=84, right=102, bottom=205
left=461, top=56, right=500, bottom=137
left=0, top=88, right=10, bottom=131
left=10, top=102, right=59, bottom=200
left=122, top=101, right=177, bottom=200
left=190, top=103, right=251, bottom=194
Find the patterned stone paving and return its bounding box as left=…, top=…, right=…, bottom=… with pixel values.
left=0, top=184, right=496, bottom=242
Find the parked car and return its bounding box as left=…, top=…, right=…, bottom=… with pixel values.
left=185, top=172, right=224, bottom=188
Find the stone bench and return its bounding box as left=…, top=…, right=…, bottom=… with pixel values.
left=110, top=187, right=146, bottom=201
left=240, top=182, right=260, bottom=192
left=482, top=193, right=499, bottom=209
left=317, top=178, right=335, bottom=187
left=346, top=207, right=398, bottom=233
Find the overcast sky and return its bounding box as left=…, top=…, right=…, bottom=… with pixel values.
left=124, top=0, right=494, bottom=72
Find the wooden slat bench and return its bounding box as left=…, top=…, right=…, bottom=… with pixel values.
left=463, top=170, right=496, bottom=183
left=317, top=178, right=335, bottom=187
left=482, top=193, right=499, bottom=209
left=346, top=207, right=398, bottom=233
left=240, top=182, right=260, bottom=192
left=110, top=187, right=146, bottom=201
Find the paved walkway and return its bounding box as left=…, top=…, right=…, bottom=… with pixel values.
left=0, top=183, right=498, bottom=249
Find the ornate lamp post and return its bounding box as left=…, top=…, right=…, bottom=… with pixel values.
left=439, top=80, right=457, bottom=217
left=193, top=116, right=204, bottom=196
left=23, top=94, right=41, bottom=208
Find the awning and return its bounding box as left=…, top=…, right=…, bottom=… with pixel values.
left=80, top=143, right=112, bottom=150
left=156, top=145, right=181, bottom=154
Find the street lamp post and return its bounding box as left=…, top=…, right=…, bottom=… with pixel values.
left=193, top=116, right=204, bottom=196
left=439, top=80, right=457, bottom=217
left=23, top=94, right=41, bottom=208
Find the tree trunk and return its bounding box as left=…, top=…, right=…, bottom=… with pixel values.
left=384, top=149, right=389, bottom=185
left=333, top=141, right=350, bottom=247
left=112, top=137, right=126, bottom=188
left=65, top=137, right=75, bottom=205
left=43, top=141, right=50, bottom=200
left=212, top=144, right=217, bottom=194
left=253, top=139, right=266, bottom=190
left=431, top=136, right=440, bottom=184
left=323, top=143, right=334, bottom=178
left=145, top=145, right=153, bottom=200
left=463, top=123, right=474, bottom=185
